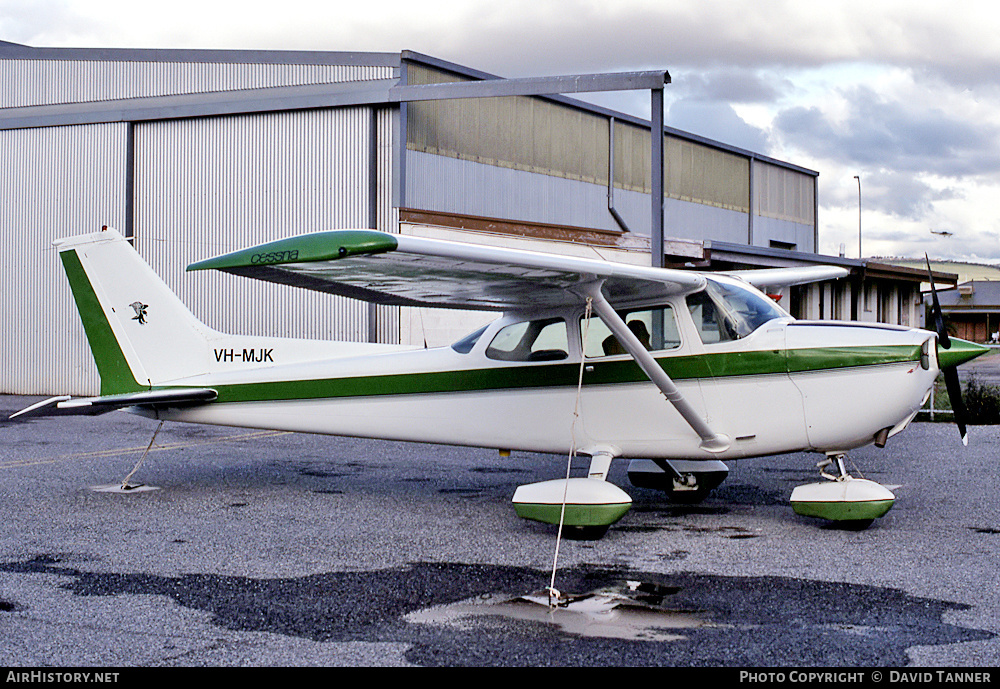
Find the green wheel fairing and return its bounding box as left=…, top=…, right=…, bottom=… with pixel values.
left=513, top=501, right=632, bottom=527
left=792, top=499, right=894, bottom=522
left=59, top=250, right=145, bottom=396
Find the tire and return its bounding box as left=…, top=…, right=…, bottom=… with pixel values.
left=562, top=525, right=610, bottom=540
left=663, top=485, right=713, bottom=505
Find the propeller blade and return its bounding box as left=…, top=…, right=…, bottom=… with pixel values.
left=925, top=254, right=971, bottom=443
left=925, top=253, right=951, bottom=349
left=943, top=366, right=969, bottom=446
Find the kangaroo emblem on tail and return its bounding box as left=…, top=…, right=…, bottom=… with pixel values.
left=129, top=302, right=148, bottom=324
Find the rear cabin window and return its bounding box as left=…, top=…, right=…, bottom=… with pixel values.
left=582, top=306, right=681, bottom=358
left=485, top=318, right=569, bottom=362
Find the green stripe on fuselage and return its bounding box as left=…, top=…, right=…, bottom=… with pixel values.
left=60, top=250, right=145, bottom=395
left=205, top=344, right=922, bottom=405
left=787, top=345, right=923, bottom=373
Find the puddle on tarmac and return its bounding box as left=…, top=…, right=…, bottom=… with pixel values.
left=407, top=581, right=718, bottom=641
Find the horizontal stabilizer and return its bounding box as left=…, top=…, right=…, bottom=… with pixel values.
left=10, top=388, right=217, bottom=420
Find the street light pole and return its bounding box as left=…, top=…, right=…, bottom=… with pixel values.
left=854, top=175, right=862, bottom=258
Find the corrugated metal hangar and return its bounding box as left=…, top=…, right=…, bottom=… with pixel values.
left=0, top=41, right=946, bottom=396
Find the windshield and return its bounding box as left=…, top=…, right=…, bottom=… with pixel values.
left=451, top=324, right=488, bottom=354
left=687, top=278, right=787, bottom=343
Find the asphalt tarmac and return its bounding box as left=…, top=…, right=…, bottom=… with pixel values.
left=1, top=394, right=998, bottom=668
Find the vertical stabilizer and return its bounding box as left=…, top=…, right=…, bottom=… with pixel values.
left=56, top=228, right=218, bottom=394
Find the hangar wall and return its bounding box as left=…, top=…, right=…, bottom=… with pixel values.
left=0, top=55, right=393, bottom=107
left=403, top=62, right=817, bottom=252
left=405, top=150, right=759, bottom=245
left=134, top=107, right=396, bottom=344
left=1, top=49, right=398, bottom=396
left=1, top=45, right=823, bottom=396
left=0, top=123, right=128, bottom=395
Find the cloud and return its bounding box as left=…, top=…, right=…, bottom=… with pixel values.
left=775, top=85, right=1000, bottom=176
left=864, top=172, right=963, bottom=221
left=4, top=0, right=999, bottom=262
left=5, top=1, right=1000, bottom=75
left=669, top=68, right=790, bottom=105
left=819, top=170, right=962, bottom=221
left=666, top=99, right=771, bottom=152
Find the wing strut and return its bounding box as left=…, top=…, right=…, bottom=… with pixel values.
left=578, top=282, right=730, bottom=453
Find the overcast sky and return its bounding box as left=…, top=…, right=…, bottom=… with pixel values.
left=4, top=0, right=1000, bottom=263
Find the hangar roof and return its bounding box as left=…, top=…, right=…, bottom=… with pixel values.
left=0, top=41, right=814, bottom=176
left=936, top=281, right=1000, bottom=310
left=0, top=39, right=399, bottom=66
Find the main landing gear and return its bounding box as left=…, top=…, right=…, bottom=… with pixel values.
left=790, top=452, right=895, bottom=529
left=511, top=450, right=633, bottom=540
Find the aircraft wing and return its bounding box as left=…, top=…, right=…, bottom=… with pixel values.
left=10, top=388, right=218, bottom=419
left=722, top=265, right=850, bottom=288
left=187, top=230, right=707, bottom=310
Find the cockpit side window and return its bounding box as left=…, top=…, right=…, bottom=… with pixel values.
left=485, top=318, right=569, bottom=362
left=686, top=278, right=787, bottom=344
left=582, top=305, right=681, bottom=358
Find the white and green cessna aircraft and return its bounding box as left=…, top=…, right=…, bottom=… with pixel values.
left=13, top=228, right=988, bottom=537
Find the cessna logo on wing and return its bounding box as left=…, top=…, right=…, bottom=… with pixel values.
left=130, top=301, right=148, bottom=325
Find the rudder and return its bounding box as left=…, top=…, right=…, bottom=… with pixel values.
left=56, top=228, right=219, bottom=394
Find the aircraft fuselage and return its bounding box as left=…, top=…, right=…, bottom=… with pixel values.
left=144, top=299, right=938, bottom=462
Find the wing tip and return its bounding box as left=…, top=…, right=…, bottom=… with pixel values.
left=187, top=230, right=398, bottom=273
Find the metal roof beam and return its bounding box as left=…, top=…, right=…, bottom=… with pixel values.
left=0, top=79, right=399, bottom=130
left=0, top=71, right=671, bottom=131
left=388, top=71, right=670, bottom=101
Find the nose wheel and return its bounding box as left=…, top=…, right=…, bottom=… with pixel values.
left=790, top=453, right=895, bottom=528
left=817, top=453, right=850, bottom=482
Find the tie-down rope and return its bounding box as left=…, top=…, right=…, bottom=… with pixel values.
left=547, top=295, right=594, bottom=608
left=120, top=420, right=164, bottom=490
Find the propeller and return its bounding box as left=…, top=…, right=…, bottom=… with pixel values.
left=925, top=254, right=969, bottom=445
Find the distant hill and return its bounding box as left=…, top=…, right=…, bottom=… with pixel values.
left=877, top=259, right=1000, bottom=285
